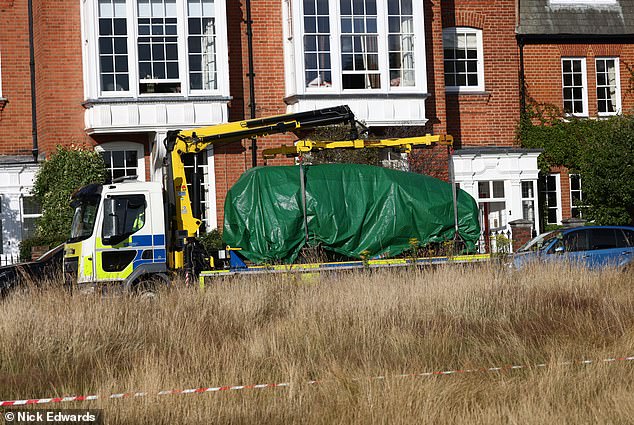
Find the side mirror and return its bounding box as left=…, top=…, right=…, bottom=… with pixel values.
left=102, top=197, right=121, bottom=245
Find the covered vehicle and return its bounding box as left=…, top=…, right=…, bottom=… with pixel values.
left=223, top=164, right=481, bottom=264
left=513, top=225, right=634, bottom=270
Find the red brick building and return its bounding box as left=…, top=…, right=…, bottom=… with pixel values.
left=3, top=0, right=627, bottom=259
left=518, top=0, right=634, bottom=229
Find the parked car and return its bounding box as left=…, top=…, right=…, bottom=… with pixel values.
left=0, top=244, right=64, bottom=297
left=513, top=226, right=634, bottom=270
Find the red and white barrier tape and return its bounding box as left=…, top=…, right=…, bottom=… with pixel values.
left=2, top=355, right=633, bottom=407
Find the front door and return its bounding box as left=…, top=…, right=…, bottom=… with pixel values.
left=479, top=201, right=506, bottom=253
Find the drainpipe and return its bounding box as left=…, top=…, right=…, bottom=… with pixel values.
left=28, top=0, right=39, bottom=162
left=516, top=0, right=526, bottom=116
left=518, top=35, right=526, bottom=116
left=245, top=0, right=257, bottom=167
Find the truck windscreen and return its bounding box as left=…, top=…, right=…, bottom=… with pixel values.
left=69, top=198, right=100, bottom=242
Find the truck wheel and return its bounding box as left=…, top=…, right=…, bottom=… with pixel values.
left=133, top=274, right=170, bottom=299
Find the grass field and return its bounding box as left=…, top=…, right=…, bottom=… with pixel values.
left=0, top=263, right=633, bottom=424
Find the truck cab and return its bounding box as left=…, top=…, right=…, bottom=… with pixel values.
left=64, top=180, right=167, bottom=291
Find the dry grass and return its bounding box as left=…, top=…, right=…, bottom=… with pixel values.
left=0, top=263, right=633, bottom=424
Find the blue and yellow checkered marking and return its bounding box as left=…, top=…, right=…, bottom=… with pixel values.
left=127, top=234, right=167, bottom=269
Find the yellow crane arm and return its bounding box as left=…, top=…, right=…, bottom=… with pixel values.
left=261, top=134, right=454, bottom=159
left=163, top=106, right=359, bottom=269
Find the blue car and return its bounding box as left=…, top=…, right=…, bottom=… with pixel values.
left=513, top=226, right=634, bottom=270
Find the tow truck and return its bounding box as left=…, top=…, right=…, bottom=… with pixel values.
left=63, top=105, right=485, bottom=292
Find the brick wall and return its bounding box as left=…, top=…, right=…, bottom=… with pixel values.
left=440, top=0, right=521, bottom=148
left=0, top=0, right=90, bottom=159
left=33, top=0, right=90, bottom=157
left=0, top=0, right=34, bottom=156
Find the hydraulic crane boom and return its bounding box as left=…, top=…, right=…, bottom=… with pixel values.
left=261, top=134, right=454, bottom=159
left=162, top=105, right=358, bottom=269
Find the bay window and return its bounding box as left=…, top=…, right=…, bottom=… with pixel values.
left=89, top=0, right=227, bottom=97
left=293, top=0, right=425, bottom=93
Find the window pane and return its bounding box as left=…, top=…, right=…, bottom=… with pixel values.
left=22, top=197, right=42, bottom=215
left=339, top=0, right=350, bottom=14
left=101, top=56, right=114, bottom=73
left=492, top=181, right=504, bottom=198
left=113, top=18, right=126, bottom=35
left=590, top=229, right=617, bottom=250
left=547, top=209, right=557, bottom=225
left=22, top=217, right=38, bottom=240
left=116, top=74, right=129, bottom=91
left=566, top=230, right=590, bottom=251
left=317, top=0, right=328, bottom=14
left=621, top=230, right=634, bottom=247
left=401, top=0, right=412, bottom=15
left=112, top=151, right=125, bottom=168
left=115, top=56, right=127, bottom=72
left=522, top=200, right=535, bottom=222
left=304, top=35, right=317, bottom=51
left=99, top=18, right=112, bottom=36
left=125, top=150, right=137, bottom=167
left=478, top=181, right=490, bottom=198
left=522, top=181, right=534, bottom=199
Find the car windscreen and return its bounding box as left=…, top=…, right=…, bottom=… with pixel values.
left=517, top=231, right=559, bottom=252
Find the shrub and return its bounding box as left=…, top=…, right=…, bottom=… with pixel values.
left=31, top=145, right=106, bottom=241
left=518, top=101, right=634, bottom=225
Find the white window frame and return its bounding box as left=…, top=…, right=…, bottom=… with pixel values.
left=20, top=196, right=42, bottom=241
left=443, top=27, right=485, bottom=93
left=569, top=174, right=585, bottom=219
left=561, top=57, right=588, bottom=117
left=595, top=57, right=621, bottom=117
left=95, top=142, right=146, bottom=182
left=476, top=180, right=505, bottom=202
left=521, top=180, right=537, bottom=224
left=82, top=0, right=230, bottom=99
left=542, top=173, right=562, bottom=225
left=290, top=0, right=427, bottom=95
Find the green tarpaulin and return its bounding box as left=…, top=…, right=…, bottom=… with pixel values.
left=223, top=164, right=480, bottom=264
